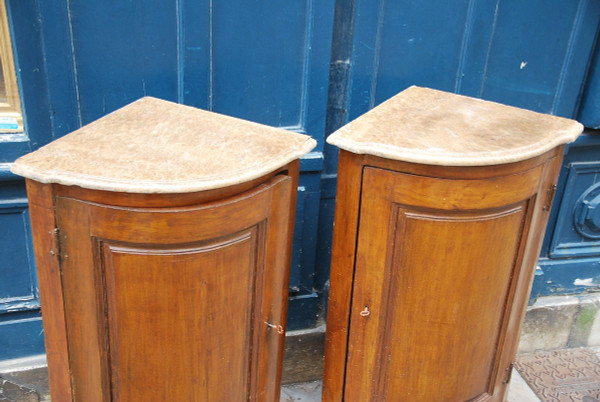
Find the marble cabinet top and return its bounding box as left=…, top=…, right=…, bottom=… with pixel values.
left=327, top=86, right=583, bottom=166
left=11, top=97, right=316, bottom=193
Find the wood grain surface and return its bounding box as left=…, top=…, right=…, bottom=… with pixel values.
left=323, top=149, right=565, bottom=401
left=27, top=162, right=299, bottom=401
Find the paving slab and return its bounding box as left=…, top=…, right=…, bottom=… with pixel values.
left=281, top=381, right=322, bottom=401
left=515, top=348, right=600, bottom=401
left=507, top=369, right=541, bottom=402
left=3, top=351, right=599, bottom=401
left=0, top=378, right=39, bottom=402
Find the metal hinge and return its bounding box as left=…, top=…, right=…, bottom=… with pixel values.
left=50, top=227, right=60, bottom=257
left=50, top=227, right=67, bottom=265
left=543, top=184, right=557, bottom=211
left=502, top=362, right=514, bottom=384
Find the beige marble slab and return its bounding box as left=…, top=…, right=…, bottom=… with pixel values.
left=327, top=86, right=583, bottom=166
left=11, top=97, right=316, bottom=193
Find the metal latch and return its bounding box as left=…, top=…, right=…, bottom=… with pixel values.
left=264, top=322, right=285, bottom=335
left=360, top=306, right=370, bottom=317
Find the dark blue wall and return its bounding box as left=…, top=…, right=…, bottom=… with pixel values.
left=315, top=0, right=600, bottom=311
left=1, top=0, right=600, bottom=360
left=0, top=0, right=335, bottom=359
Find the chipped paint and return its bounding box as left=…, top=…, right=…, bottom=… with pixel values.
left=0, top=296, right=40, bottom=314
left=574, top=278, right=597, bottom=286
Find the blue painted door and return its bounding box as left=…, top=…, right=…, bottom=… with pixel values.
left=2, top=0, right=600, bottom=360
left=316, top=0, right=600, bottom=306
left=536, top=34, right=600, bottom=297
left=0, top=0, right=61, bottom=361
left=1, top=0, right=334, bottom=360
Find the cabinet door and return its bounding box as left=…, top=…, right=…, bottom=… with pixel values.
left=55, top=175, right=293, bottom=402
left=344, top=166, right=545, bottom=401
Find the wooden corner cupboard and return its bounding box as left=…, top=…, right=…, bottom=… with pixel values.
left=11, top=97, right=316, bottom=401
left=322, top=87, right=583, bottom=401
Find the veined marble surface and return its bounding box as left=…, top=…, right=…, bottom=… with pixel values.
left=11, top=97, right=316, bottom=193
left=327, top=86, right=583, bottom=166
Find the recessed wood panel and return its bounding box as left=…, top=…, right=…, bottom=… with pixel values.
left=346, top=207, right=525, bottom=400
left=343, top=166, right=536, bottom=401
left=53, top=174, right=294, bottom=401
left=100, top=227, right=264, bottom=401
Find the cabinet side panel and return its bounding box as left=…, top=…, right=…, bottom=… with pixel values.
left=257, top=166, right=296, bottom=401
left=56, top=198, right=108, bottom=402
left=322, top=151, right=366, bottom=401
left=493, top=153, right=565, bottom=399
left=101, top=228, right=264, bottom=401
left=25, top=180, right=73, bottom=402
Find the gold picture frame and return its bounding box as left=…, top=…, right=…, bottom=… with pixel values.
left=0, top=0, right=23, bottom=132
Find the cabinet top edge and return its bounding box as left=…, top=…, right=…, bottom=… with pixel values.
left=10, top=97, right=315, bottom=193
left=327, top=86, right=583, bottom=167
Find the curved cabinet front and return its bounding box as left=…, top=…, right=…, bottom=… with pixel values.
left=50, top=174, right=293, bottom=401
left=346, top=167, right=542, bottom=401
left=323, top=150, right=564, bottom=402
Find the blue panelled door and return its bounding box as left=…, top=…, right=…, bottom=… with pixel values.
left=316, top=0, right=600, bottom=307
left=1, top=0, right=334, bottom=360
left=2, top=0, right=600, bottom=360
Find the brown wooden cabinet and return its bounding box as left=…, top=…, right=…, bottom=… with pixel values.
left=12, top=97, right=316, bottom=401
left=322, top=87, right=583, bottom=401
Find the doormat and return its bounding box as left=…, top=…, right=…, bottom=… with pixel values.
left=515, top=348, right=600, bottom=401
